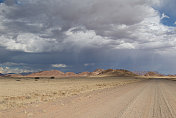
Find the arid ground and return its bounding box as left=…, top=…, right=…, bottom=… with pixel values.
left=1, top=77, right=176, bottom=118
left=0, top=77, right=141, bottom=110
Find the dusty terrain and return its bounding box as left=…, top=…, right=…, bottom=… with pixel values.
left=0, top=77, right=141, bottom=111
left=1, top=78, right=176, bottom=118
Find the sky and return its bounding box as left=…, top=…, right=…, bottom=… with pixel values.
left=0, top=0, right=176, bottom=74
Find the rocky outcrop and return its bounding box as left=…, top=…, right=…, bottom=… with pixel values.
left=144, top=71, right=164, bottom=77
left=25, top=70, right=65, bottom=77
left=78, top=72, right=92, bottom=77
left=90, top=69, right=105, bottom=76
left=98, top=69, right=137, bottom=77
left=64, top=72, right=77, bottom=77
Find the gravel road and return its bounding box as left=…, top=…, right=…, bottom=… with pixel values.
left=1, top=78, right=176, bottom=118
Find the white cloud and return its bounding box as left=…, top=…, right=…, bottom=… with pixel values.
left=51, top=64, right=67, bottom=68
left=161, top=13, right=170, bottom=19
left=0, top=66, right=35, bottom=74
left=114, top=7, right=176, bottom=53
left=0, top=33, right=59, bottom=52
left=115, top=42, right=135, bottom=49
left=64, top=27, right=111, bottom=49
left=0, top=0, right=157, bottom=53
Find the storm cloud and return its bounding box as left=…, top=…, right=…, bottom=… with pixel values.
left=0, top=0, right=176, bottom=74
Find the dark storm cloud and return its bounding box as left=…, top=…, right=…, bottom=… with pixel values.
left=0, top=0, right=154, bottom=52
left=1, top=0, right=174, bottom=52
left=0, top=0, right=176, bottom=74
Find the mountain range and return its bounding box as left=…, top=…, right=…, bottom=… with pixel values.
left=0, top=69, right=168, bottom=78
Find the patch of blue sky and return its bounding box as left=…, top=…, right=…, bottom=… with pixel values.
left=153, top=1, right=176, bottom=27
left=0, top=0, right=5, bottom=3
left=15, top=0, right=22, bottom=5
left=158, top=10, right=176, bottom=27
left=15, top=0, right=31, bottom=6
left=161, top=17, right=176, bottom=27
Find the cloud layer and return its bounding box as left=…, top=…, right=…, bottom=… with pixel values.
left=0, top=0, right=176, bottom=74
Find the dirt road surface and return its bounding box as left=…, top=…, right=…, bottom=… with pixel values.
left=1, top=78, right=176, bottom=118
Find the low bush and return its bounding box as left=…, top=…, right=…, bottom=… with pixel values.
left=34, top=77, right=40, bottom=79
left=51, top=77, right=55, bottom=79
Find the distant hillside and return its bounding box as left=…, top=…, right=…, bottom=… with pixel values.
left=25, top=70, right=65, bottom=77
left=133, top=71, right=165, bottom=77
left=98, top=69, right=137, bottom=77
left=0, top=69, right=168, bottom=78
left=19, top=69, right=138, bottom=78
left=91, top=69, right=105, bottom=76
left=167, top=74, right=176, bottom=77
left=65, top=72, right=77, bottom=77
left=144, top=71, right=164, bottom=77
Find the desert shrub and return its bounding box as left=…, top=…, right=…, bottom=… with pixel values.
left=51, top=77, right=55, bottom=79
left=16, top=80, right=21, bottom=81
left=34, top=77, right=40, bottom=79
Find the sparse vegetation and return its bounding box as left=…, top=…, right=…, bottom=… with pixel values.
left=34, top=77, right=40, bottom=79
left=51, top=77, right=55, bottom=79
left=0, top=77, right=143, bottom=110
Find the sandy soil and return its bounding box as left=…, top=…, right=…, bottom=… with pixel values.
left=1, top=78, right=176, bottom=118
left=0, top=77, right=141, bottom=111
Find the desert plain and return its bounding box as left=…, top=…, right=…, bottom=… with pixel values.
left=1, top=76, right=176, bottom=118
left=0, top=77, right=141, bottom=110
